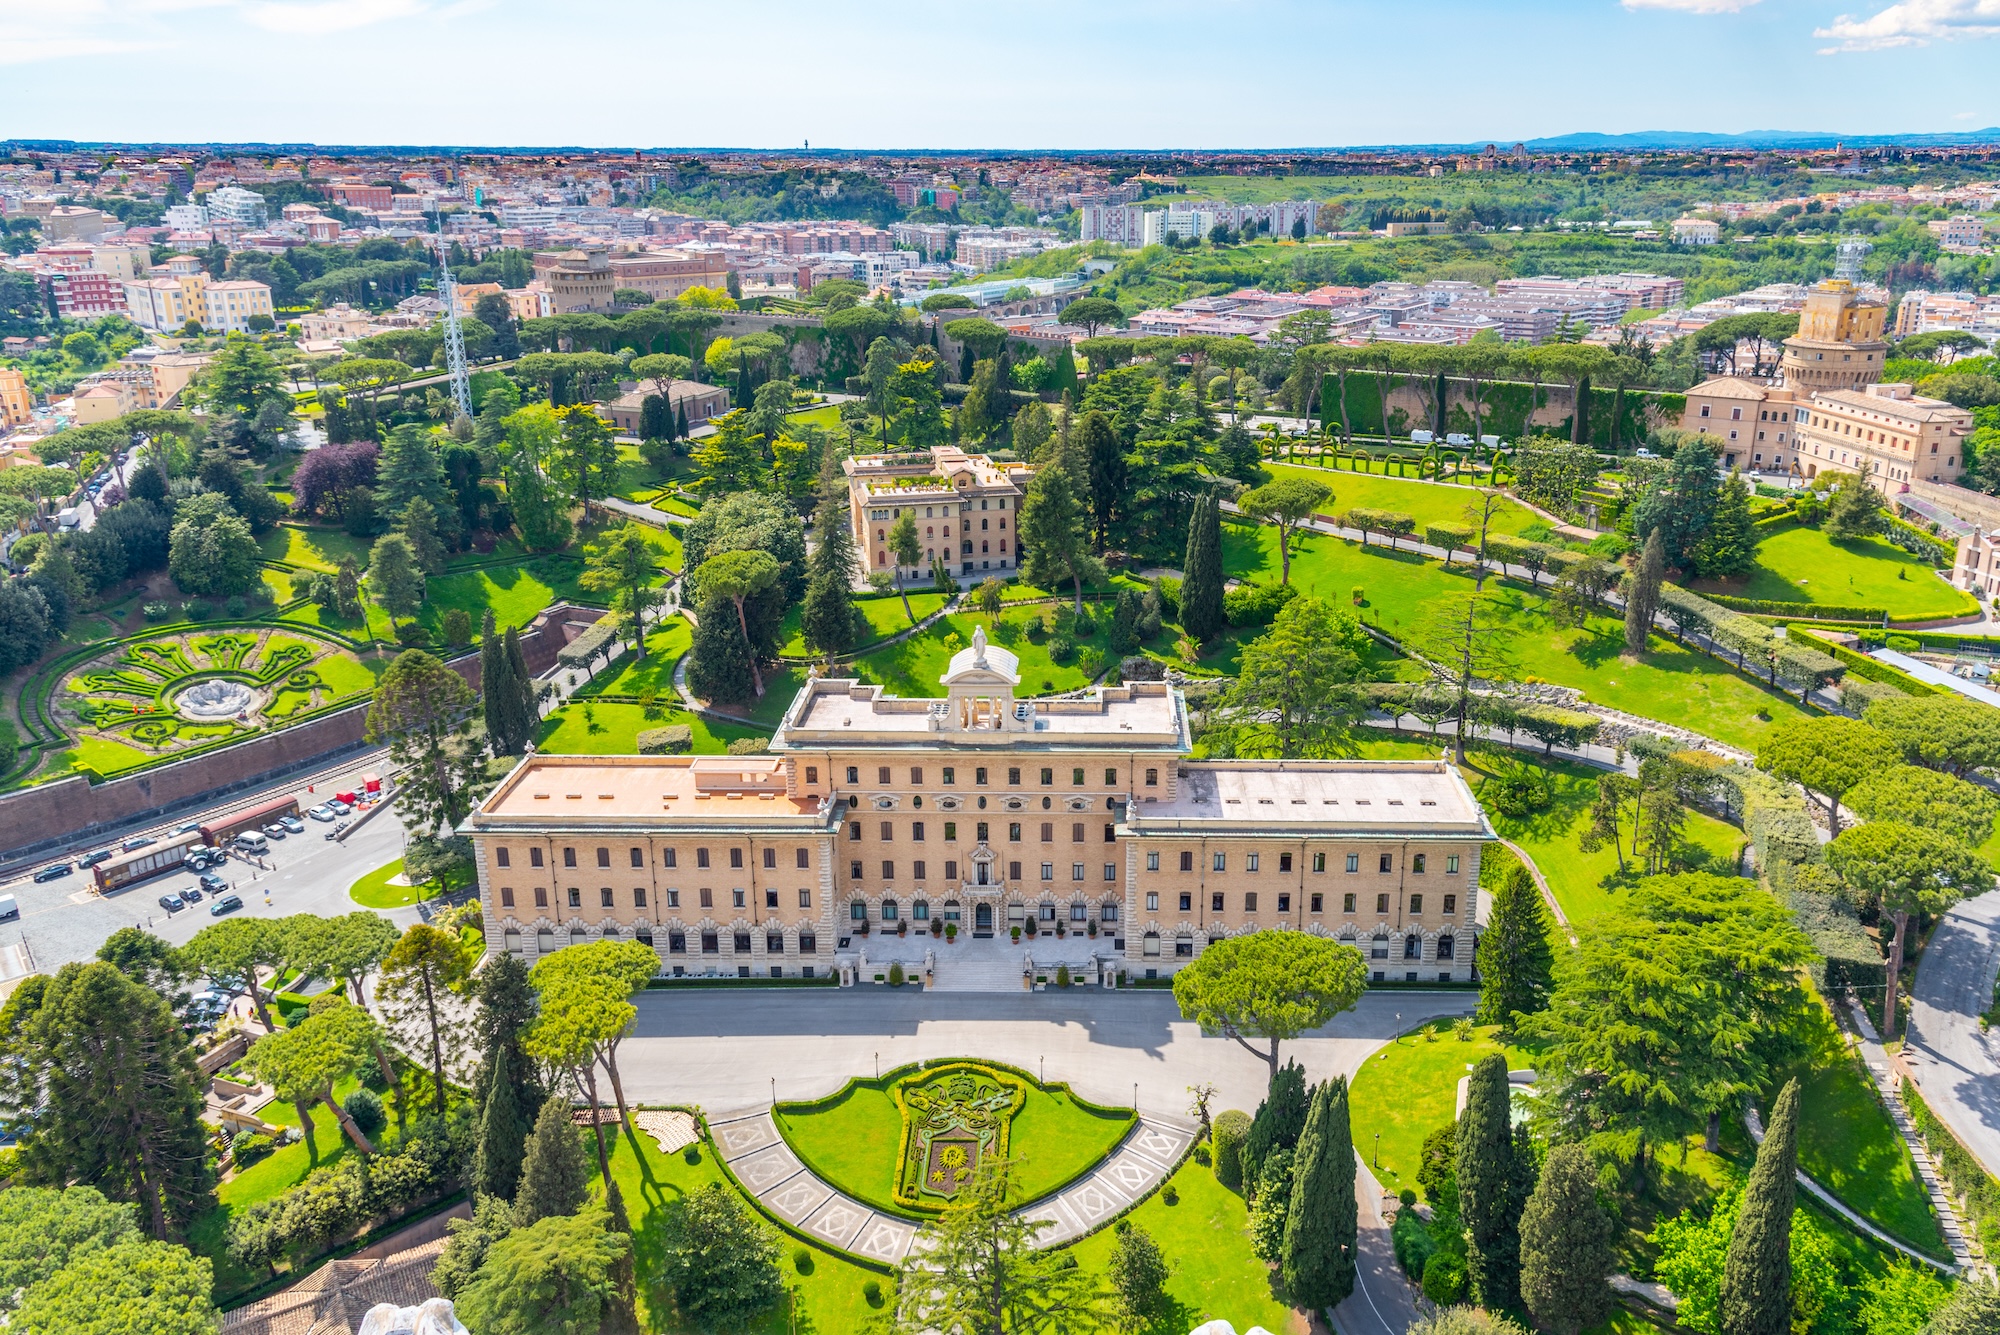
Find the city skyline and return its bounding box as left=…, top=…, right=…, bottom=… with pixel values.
left=3, top=0, right=2000, bottom=149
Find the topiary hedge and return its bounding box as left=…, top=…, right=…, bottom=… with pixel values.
left=637, top=725, right=693, bottom=755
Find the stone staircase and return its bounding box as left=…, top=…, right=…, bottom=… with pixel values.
left=933, top=952, right=1028, bottom=992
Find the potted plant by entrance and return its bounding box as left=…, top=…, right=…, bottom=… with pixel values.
left=855, top=919, right=870, bottom=936
left=930, top=918, right=942, bottom=937
left=1010, top=925, right=1022, bottom=943
left=1025, top=919, right=1037, bottom=939
left=1087, top=919, right=1098, bottom=938
left=898, top=920, right=909, bottom=937
left=945, top=922, right=957, bottom=942
left=1055, top=921, right=1066, bottom=938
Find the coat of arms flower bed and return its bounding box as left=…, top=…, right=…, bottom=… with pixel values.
left=892, top=1062, right=1027, bottom=1207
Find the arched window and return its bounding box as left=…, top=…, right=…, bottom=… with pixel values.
left=1141, top=931, right=1161, bottom=957
left=503, top=929, right=523, bottom=955
left=1070, top=902, right=1087, bottom=922
left=1437, top=934, right=1455, bottom=960
left=912, top=899, right=930, bottom=920
left=881, top=897, right=899, bottom=921
left=1404, top=934, right=1422, bottom=960
left=536, top=928, right=555, bottom=953
left=850, top=900, right=868, bottom=921
left=1100, top=901, right=1119, bottom=922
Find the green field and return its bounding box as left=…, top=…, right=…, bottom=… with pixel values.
left=775, top=1068, right=1135, bottom=1218
left=1347, top=1021, right=1538, bottom=1199
left=1222, top=520, right=1812, bottom=752
left=534, top=701, right=765, bottom=756
left=778, top=591, right=950, bottom=657
left=256, top=524, right=372, bottom=573
left=1263, top=462, right=1542, bottom=538
left=1689, top=523, right=1976, bottom=619
left=348, top=858, right=423, bottom=909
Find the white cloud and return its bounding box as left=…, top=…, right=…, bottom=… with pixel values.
left=1621, top=0, right=1761, bottom=12
left=0, top=34, right=157, bottom=63
left=239, top=0, right=424, bottom=34
left=1815, top=0, right=2000, bottom=52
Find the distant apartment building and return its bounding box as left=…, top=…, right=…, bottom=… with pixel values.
left=604, top=250, right=730, bottom=302
left=1928, top=215, right=1988, bottom=249
left=0, top=366, right=31, bottom=427
left=1080, top=200, right=1320, bottom=247
left=1795, top=383, right=1972, bottom=490
left=123, top=271, right=273, bottom=334
left=41, top=206, right=112, bottom=242
left=1672, top=218, right=1721, bottom=245
left=1383, top=220, right=1451, bottom=238
left=43, top=268, right=126, bottom=318
left=204, top=186, right=268, bottom=228
left=1891, top=289, right=2000, bottom=340
left=327, top=182, right=393, bottom=211
left=162, top=203, right=208, bottom=230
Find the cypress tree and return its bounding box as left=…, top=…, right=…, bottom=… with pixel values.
left=472, top=953, right=541, bottom=1200
left=502, top=627, right=537, bottom=748
left=1458, top=1053, right=1521, bottom=1311
left=801, top=449, right=863, bottom=665
left=1520, top=1143, right=1615, bottom=1335
left=1624, top=526, right=1664, bottom=657
left=476, top=1042, right=534, bottom=1202
left=479, top=610, right=509, bottom=748
left=1475, top=863, right=1557, bottom=1030
left=1181, top=491, right=1225, bottom=643
left=1242, top=1059, right=1310, bottom=1196
left=1720, top=1079, right=1799, bottom=1335
left=515, top=1095, right=591, bottom=1227
left=687, top=590, right=758, bottom=705
left=1282, top=1076, right=1357, bottom=1311
left=675, top=403, right=689, bottom=444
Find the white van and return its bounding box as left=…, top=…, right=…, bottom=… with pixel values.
left=234, top=831, right=269, bottom=855
left=0, top=894, right=16, bottom=922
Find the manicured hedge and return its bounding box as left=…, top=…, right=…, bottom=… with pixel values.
left=1701, top=591, right=1888, bottom=623
left=1788, top=626, right=1937, bottom=697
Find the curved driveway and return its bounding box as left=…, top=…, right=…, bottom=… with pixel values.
left=1906, top=888, right=2000, bottom=1178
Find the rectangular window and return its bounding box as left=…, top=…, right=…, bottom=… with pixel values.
left=568, top=888, right=582, bottom=908
left=1410, top=894, right=1424, bottom=914
left=945, top=859, right=959, bottom=880
left=1009, top=861, right=1021, bottom=880
left=796, top=849, right=809, bottom=869
left=1009, top=767, right=1021, bottom=785
left=501, top=886, right=515, bottom=907
left=1104, top=864, right=1117, bottom=881
left=1145, top=767, right=1159, bottom=787
left=880, top=822, right=893, bottom=842
left=938, top=821, right=954, bottom=842
left=1446, top=855, right=1461, bottom=874
left=942, top=767, right=955, bottom=785
left=850, top=861, right=862, bottom=880
left=1412, top=853, right=1427, bottom=874
left=1180, top=851, right=1194, bottom=872
left=1041, top=768, right=1054, bottom=786
left=666, top=888, right=680, bottom=908
left=1309, top=892, right=1322, bottom=912
left=1312, top=851, right=1326, bottom=873
left=910, top=767, right=923, bottom=785
left=1343, top=893, right=1356, bottom=913
left=878, top=766, right=891, bottom=785
left=914, top=860, right=927, bottom=881
left=1246, top=853, right=1260, bottom=873
left=1009, top=822, right=1021, bottom=842
left=563, top=847, right=577, bottom=868
left=596, top=848, right=610, bottom=868
left=663, top=848, right=677, bottom=868
left=697, top=848, right=711, bottom=868
left=765, top=888, right=777, bottom=908
left=1147, top=851, right=1160, bottom=871
left=799, top=889, right=812, bottom=908
left=1443, top=894, right=1457, bottom=914
left=1104, top=823, right=1116, bottom=844
left=1212, top=891, right=1225, bottom=912
left=912, top=822, right=926, bottom=842
left=882, top=861, right=895, bottom=880
left=846, top=766, right=859, bottom=784
left=1179, top=892, right=1193, bottom=911
left=732, top=889, right=746, bottom=909
left=763, top=848, right=776, bottom=869
left=1041, top=822, right=1054, bottom=842
left=530, top=848, right=544, bottom=868
left=1213, top=853, right=1226, bottom=872
left=1071, top=822, right=1084, bottom=843
left=1378, top=853, right=1393, bottom=873
left=1041, top=863, right=1055, bottom=881
left=977, top=821, right=989, bottom=841
left=601, top=888, right=615, bottom=908
left=700, top=887, right=713, bottom=908
left=1376, top=893, right=1390, bottom=913
left=976, top=767, right=989, bottom=785
left=496, top=848, right=511, bottom=868
left=1279, top=853, right=1293, bottom=873
left=806, top=765, right=818, bottom=785
left=1073, top=864, right=1086, bottom=881
left=1105, top=768, right=1117, bottom=786
left=1147, top=891, right=1159, bottom=911
left=730, top=848, right=744, bottom=870
left=535, top=887, right=548, bottom=907
left=1346, top=853, right=1360, bottom=872
left=630, top=848, right=644, bottom=868
left=1073, top=768, right=1085, bottom=786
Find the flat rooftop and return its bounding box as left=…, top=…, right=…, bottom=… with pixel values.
left=774, top=678, right=1189, bottom=750
left=472, top=755, right=832, bottom=827
left=1128, top=761, right=1491, bottom=837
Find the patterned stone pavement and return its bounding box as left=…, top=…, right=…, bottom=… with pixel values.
left=706, top=1106, right=1194, bottom=1264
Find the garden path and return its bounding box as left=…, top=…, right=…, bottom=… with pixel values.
left=706, top=1104, right=1196, bottom=1263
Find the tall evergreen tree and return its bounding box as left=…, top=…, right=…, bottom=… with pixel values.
left=1720, top=1079, right=1799, bottom=1335
left=472, top=954, right=542, bottom=1200
left=1624, top=527, right=1664, bottom=657
left=1695, top=472, right=1757, bottom=579
left=502, top=627, right=537, bottom=744
left=1076, top=408, right=1121, bottom=548
left=1475, top=864, right=1557, bottom=1030
left=800, top=448, right=863, bottom=666
left=376, top=423, right=449, bottom=517
left=1282, top=1076, right=1358, bottom=1312
left=1242, top=1059, right=1310, bottom=1196
left=479, top=610, right=513, bottom=749
left=1181, top=491, right=1226, bottom=643
left=1458, top=1053, right=1522, bottom=1311
left=1018, top=465, right=1104, bottom=613
left=686, top=590, right=760, bottom=705
left=514, top=1094, right=591, bottom=1228
left=1519, top=1142, right=1615, bottom=1335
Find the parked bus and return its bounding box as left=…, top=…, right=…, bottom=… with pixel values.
left=199, top=795, right=301, bottom=848
left=93, top=831, right=205, bottom=894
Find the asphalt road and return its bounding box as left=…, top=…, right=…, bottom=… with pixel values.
left=1906, top=888, right=2000, bottom=1178
left=0, top=766, right=417, bottom=974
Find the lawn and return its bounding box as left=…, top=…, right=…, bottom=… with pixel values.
left=1222, top=519, right=1813, bottom=753
left=1689, top=522, right=1976, bottom=620
left=418, top=564, right=564, bottom=636
left=1263, top=462, right=1543, bottom=538
left=1346, top=1021, right=1539, bottom=1200
left=778, top=591, right=949, bottom=657
left=349, top=858, right=424, bottom=909
left=1464, top=750, right=1747, bottom=925
left=579, top=619, right=694, bottom=698
left=774, top=1067, right=1135, bottom=1218
left=54, top=731, right=167, bottom=778
left=535, top=701, right=765, bottom=756
left=1770, top=1000, right=1949, bottom=1260
left=845, top=608, right=1134, bottom=700
left=1065, top=1154, right=1306, bottom=1335
left=256, top=524, right=372, bottom=573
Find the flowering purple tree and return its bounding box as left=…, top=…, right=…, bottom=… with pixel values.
left=290, top=441, right=380, bottom=520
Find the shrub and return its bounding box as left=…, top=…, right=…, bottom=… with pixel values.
left=1161, top=1183, right=1178, bottom=1205
left=231, top=1132, right=275, bottom=1165
left=1422, top=1250, right=1467, bottom=1305
left=182, top=600, right=212, bottom=622
left=792, top=1246, right=813, bottom=1274
left=1056, top=964, right=1071, bottom=988
left=1392, top=1206, right=1436, bottom=1279
left=1071, top=607, right=1096, bottom=637
left=224, top=595, right=249, bottom=618
left=1885, top=633, right=1920, bottom=651
left=441, top=607, right=473, bottom=645
left=343, top=1088, right=387, bottom=1138
left=1048, top=631, right=1076, bottom=664
left=1223, top=579, right=1297, bottom=627
left=862, top=1279, right=883, bottom=1306
left=637, top=725, right=694, bottom=755
left=1211, top=1109, right=1252, bottom=1190
left=726, top=737, right=770, bottom=755
left=683, top=1145, right=701, bottom=1165
left=142, top=600, right=174, bottom=621
left=1482, top=770, right=1550, bottom=817
left=396, top=622, right=432, bottom=647
left=888, top=962, right=905, bottom=986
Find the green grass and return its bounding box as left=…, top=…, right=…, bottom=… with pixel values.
left=579, top=619, right=694, bottom=698
left=1065, top=1154, right=1304, bottom=1335
left=1221, top=519, right=1813, bottom=752
left=310, top=650, right=386, bottom=697
left=1689, top=523, right=1976, bottom=620
left=534, top=701, right=766, bottom=756
left=349, top=858, right=425, bottom=908
left=844, top=608, right=1132, bottom=701
left=1347, top=1021, right=1539, bottom=1198
left=1466, top=750, right=1747, bottom=925
left=1263, top=461, right=1542, bottom=537
left=417, top=564, right=564, bottom=636
left=256, top=524, right=372, bottom=573
left=774, top=1068, right=1135, bottom=1218
left=1772, top=1000, right=1950, bottom=1259
left=778, top=592, right=950, bottom=657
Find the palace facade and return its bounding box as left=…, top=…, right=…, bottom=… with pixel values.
left=466, top=629, right=1495, bottom=985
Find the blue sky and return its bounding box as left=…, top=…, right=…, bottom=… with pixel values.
left=2, top=0, right=1997, bottom=149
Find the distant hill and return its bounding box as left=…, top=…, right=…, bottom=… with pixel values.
left=1514, top=128, right=2000, bottom=151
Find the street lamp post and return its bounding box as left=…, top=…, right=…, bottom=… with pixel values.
left=1374, top=1131, right=1380, bottom=1168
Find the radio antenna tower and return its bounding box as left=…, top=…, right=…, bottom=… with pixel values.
left=432, top=220, right=473, bottom=421
left=1835, top=237, right=1871, bottom=284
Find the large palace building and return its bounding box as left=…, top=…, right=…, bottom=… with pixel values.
left=466, top=629, right=1496, bottom=986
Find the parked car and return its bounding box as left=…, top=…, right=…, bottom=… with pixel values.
left=278, top=815, right=305, bottom=834
left=210, top=894, right=243, bottom=916
left=78, top=849, right=112, bottom=869
left=122, top=835, right=155, bottom=852
left=260, top=824, right=288, bottom=841
left=32, top=863, right=72, bottom=883
left=308, top=805, right=337, bottom=822
left=158, top=893, right=185, bottom=913
left=198, top=873, right=227, bottom=894
left=327, top=799, right=352, bottom=816
left=175, top=822, right=201, bottom=835
left=181, top=887, right=203, bottom=903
